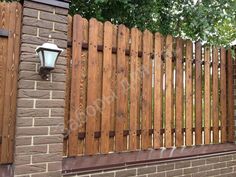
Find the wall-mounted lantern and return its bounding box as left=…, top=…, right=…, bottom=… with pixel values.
left=35, top=36, right=63, bottom=80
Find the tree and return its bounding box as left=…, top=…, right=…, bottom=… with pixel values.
left=70, top=0, right=236, bottom=46
left=2, top=0, right=235, bottom=46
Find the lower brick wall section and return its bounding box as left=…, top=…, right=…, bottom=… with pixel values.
left=64, top=152, right=236, bottom=177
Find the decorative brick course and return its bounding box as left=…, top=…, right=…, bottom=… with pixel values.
left=64, top=153, right=236, bottom=177
left=14, top=0, right=69, bottom=176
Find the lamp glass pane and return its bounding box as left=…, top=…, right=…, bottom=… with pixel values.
left=38, top=51, right=44, bottom=67
left=44, top=50, right=59, bottom=68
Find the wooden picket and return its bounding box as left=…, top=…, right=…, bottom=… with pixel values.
left=0, top=2, right=22, bottom=164
left=204, top=46, right=211, bottom=144
left=66, top=15, right=235, bottom=157
left=175, top=38, right=183, bottom=147
left=154, top=33, right=164, bottom=148
left=185, top=40, right=193, bottom=146
left=212, top=47, right=219, bottom=143
left=195, top=41, right=202, bottom=145
left=220, top=48, right=227, bottom=143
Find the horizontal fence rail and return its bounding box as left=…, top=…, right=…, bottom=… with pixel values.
left=0, top=2, right=22, bottom=164
left=64, top=15, right=235, bottom=157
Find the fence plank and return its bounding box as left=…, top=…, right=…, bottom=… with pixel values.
left=101, top=21, right=113, bottom=153
left=85, top=18, right=99, bottom=155
left=154, top=33, right=164, bottom=148
left=220, top=48, right=227, bottom=143
left=115, top=25, right=128, bottom=152
left=165, top=35, right=173, bottom=148
left=185, top=40, right=193, bottom=146
left=93, top=21, right=104, bottom=153
left=0, top=3, right=8, bottom=163
left=204, top=46, right=211, bottom=144
left=68, top=15, right=84, bottom=156
left=137, top=31, right=142, bottom=149
left=8, top=2, right=22, bottom=162
left=77, top=18, right=89, bottom=155
left=64, top=15, right=72, bottom=156
left=212, top=47, right=219, bottom=143
left=175, top=38, right=183, bottom=147
left=195, top=41, right=202, bottom=145
left=1, top=3, right=16, bottom=163
left=130, top=28, right=140, bottom=151
left=123, top=27, right=130, bottom=151
left=109, top=25, right=117, bottom=152
left=227, top=49, right=234, bottom=142
left=141, top=30, right=153, bottom=149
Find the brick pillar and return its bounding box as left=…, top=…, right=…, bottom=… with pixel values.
left=14, top=0, right=69, bottom=176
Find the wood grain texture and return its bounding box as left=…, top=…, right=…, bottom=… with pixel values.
left=129, top=28, right=141, bottom=151
left=175, top=38, right=184, bottom=147
left=109, top=25, right=117, bottom=152
left=185, top=40, right=193, bottom=146
left=153, top=33, right=164, bottom=149
left=85, top=18, right=99, bottom=155
left=123, top=27, right=130, bottom=151
left=165, top=35, right=173, bottom=148
left=0, top=3, right=8, bottom=163
left=204, top=46, right=211, bottom=144
left=212, top=47, right=219, bottom=144
left=141, top=30, right=153, bottom=150
left=0, top=2, right=21, bottom=163
left=195, top=41, right=202, bottom=145
left=220, top=48, right=227, bottom=143
left=101, top=21, right=113, bottom=153
left=64, top=15, right=72, bottom=156
left=115, top=25, right=128, bottom=152
left=68, top=15, right=84, bottom=156
left=227, top=49, right=234, bottom=142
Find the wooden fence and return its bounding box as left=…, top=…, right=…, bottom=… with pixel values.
left=0, top=2, right=22, bottom=164
left=64, top=15, right=235, bottom=157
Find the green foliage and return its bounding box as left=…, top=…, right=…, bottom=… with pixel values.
left=2, top=0, right=235, bottom=46
left=70, top=0, right=236, bottom=46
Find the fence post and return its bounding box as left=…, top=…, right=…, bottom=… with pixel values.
left=14, top=0, right=69, bottom=176
left=234, top=48, right=236, bottom=144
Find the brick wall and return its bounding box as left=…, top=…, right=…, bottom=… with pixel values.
left=64, top=152, right=236, bottom=177
left=14, top=0, right=69, bottom=176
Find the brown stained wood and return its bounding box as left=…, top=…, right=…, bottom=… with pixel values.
left=109, top=25, right=117, bottom=152
left=85, top=18, right=99, bottom=155
left=7, top=2, right=22, bottom=162
left=175, top=38, right=184, bottom=147
left=77, top=18, right=89, bottom=155
left=204, top=46, right=211, bottom=144
left=123, top=27, right=130, bottom=151
left=212, top=47, right=219, bottom=144
left=154, top=33, right=163, bottom=148
left=1, top=3, right=16, bottom=163
left=64, top=15, right=72, bottom=156
left=141, top=30, right=153, bottom=150
left=93, top=21, right=103, bottom=154
left=227, top=49, right=234, bottom=142
left=68, top=15, right=84, bottom=156
left=137, top=31, right=143, bottom=149
left=0, top=3, right=8, bottom=163
left=220, top=48, right=227, bottom=143
left=195, top=41, right=202, bottom=145
left=185, top=40, right=193, bottom=146
left=129, top=28, right=140, bottom=151
left=165, top=35, right=173, bottom=148
left=101, top=22, right=113, bottom=154
left=115, top=25, right=128, bottom=152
